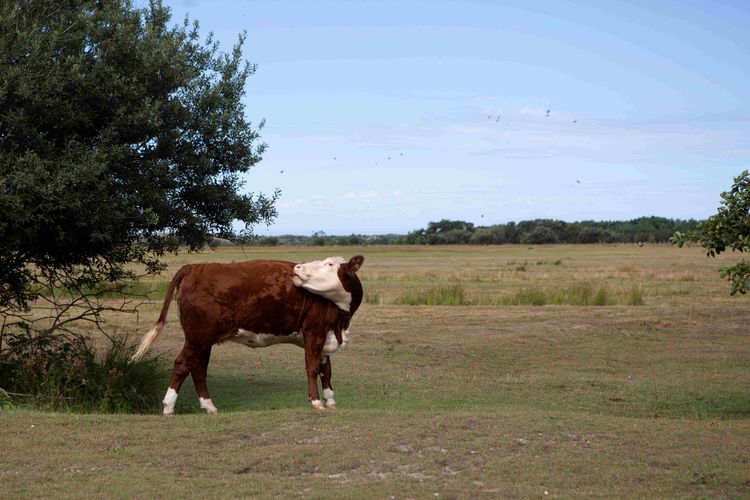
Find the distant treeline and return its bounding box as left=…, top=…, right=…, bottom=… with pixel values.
left=249, top=217, right=701, bottom=246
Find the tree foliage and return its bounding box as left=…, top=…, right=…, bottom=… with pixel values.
left=0, top=0, right=276, bottom=397
left=401, top=217, right=697, bottom=246
left=672, top=170, right=750, bottom=295
left=250, top=217, right=698, bottom=247
left=0, top=0, right=276, bottom=313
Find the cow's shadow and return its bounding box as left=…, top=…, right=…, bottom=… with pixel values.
left=155, top=343, right=352, bottom=414
left=165, top=369, right=315, bottom=414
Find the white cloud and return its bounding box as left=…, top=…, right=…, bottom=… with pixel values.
left=278, top=198, right=309, bottom=209
left=518, top=107, right=548, bottom=117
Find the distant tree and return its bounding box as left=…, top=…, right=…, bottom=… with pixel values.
left=522, top=226, right=558, bottom=244
left=0, top=1, right=276, bottom=344
left=404, top=229, right=424, bottom=245
left=478, top=224, right=518, bottom=244
left=336, top=234, right=363, bottom=246
left=423, top=219, right=475, bottom=244
left=672, top=170, right=750, bottom=295
left=577, top=227, right=603, bottom=244
left=426, top=219, right=475, bottom=235
left=311, top=231, right=327, bottom=246
left=254, top=236, right=279, bottom=246
left=504, top=221, right=519, bottom=243
left=367, top=234, right=404, bottom=245
left=435, top=228, right=473, bottom=244
left=470, top=227, right=499, bottom=245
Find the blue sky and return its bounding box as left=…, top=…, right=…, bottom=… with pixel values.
left=160, top=0, right=750, bottom=235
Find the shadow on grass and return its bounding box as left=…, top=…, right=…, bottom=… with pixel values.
left=167, top=371, right=309, bottom=414
left=163, top=366, right=750, bottom=420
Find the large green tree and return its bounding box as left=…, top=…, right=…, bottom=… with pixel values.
left=0, top=0, right=277, bottom=314
left=672, top=170, right=750, bottom=295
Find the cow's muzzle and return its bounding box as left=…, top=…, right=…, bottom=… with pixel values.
left=292, top=264, right=305, bottom=287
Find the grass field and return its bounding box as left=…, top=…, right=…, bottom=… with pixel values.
left=2, top=244, right=749, bottom=498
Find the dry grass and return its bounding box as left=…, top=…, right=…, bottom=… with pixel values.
left=2, top=244, right=749, bottom=498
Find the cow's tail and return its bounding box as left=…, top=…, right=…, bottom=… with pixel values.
left=130, top=266, right=190, bottom=362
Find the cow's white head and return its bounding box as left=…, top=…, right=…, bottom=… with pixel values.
left=292, top=256, right=364, bottom=312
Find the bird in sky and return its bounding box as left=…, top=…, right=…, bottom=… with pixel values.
left=545, top=109, right=550, bottom=117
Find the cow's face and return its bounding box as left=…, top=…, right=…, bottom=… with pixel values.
left=293, top=255, right=364, bottom=312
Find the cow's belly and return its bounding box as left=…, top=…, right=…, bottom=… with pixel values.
left=229, top=329, right=304, bottom=348
left=228, top=328, right=351, bottom=355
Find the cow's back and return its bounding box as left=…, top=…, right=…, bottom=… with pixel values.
left=177, top=260, right=307, bottom=343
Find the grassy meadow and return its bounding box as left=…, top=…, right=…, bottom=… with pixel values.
left=2, top=244, right=749, bottom=498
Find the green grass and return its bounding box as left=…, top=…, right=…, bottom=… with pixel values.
left=500, top=283, right=615, bottom=306
left=391, top=283, right=629, bottom=306
left=394, top=284, right=468, bottom=305
left=626, top=285, right=645, bottom=305
left=2, top=244, right=749, bottom=498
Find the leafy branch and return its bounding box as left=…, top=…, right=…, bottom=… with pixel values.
left=671, top=170, right=750, bottom=295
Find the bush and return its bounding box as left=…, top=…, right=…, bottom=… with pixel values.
left=552, top=284, right=612, bottom=306
left=501, top=285, right=614, bottom=306
left=501, top=289, right=547, bottom=306
left=0, top=331, right=161, bottom=413
left=364, top=291, right=383, bottom=305
left=593, top=287, right=610, bottom=306
left=626, top=286, right=645, bottom=305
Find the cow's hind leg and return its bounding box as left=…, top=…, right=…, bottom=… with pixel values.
left=319, top=356, right=336, bottom=408
left=191, top=346, right=217, bottom=414
left=163, top=343, right=197, bottom=415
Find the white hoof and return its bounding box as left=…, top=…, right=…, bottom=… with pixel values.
left=199, top=398, right=218, bottom=414
left=311, top=399, right=325, bottom=410
left=323, top=389, right=335, bottom=409
left=162, top=388, right=178, bottom=415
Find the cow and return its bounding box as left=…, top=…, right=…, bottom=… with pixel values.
left=131, top=255, right=364, bottom=414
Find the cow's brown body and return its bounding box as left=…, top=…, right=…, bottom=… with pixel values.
left=135, top=258, right=363, bottom=413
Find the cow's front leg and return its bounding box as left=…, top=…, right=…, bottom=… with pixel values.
left=319, top=356, right=335, bottom=408
left=304, top=329, right=326, bottom=410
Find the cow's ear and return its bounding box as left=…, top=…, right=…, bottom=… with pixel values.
left=347, top=255, right=364, bottom=274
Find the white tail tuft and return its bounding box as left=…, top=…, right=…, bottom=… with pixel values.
left=130, top=322, right=165, bottom=362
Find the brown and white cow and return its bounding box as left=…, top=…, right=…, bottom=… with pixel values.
left=131, top=255, right=364, bottom=414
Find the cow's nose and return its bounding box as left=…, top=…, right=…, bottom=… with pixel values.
left=294, top=264, right=302, bottom=271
